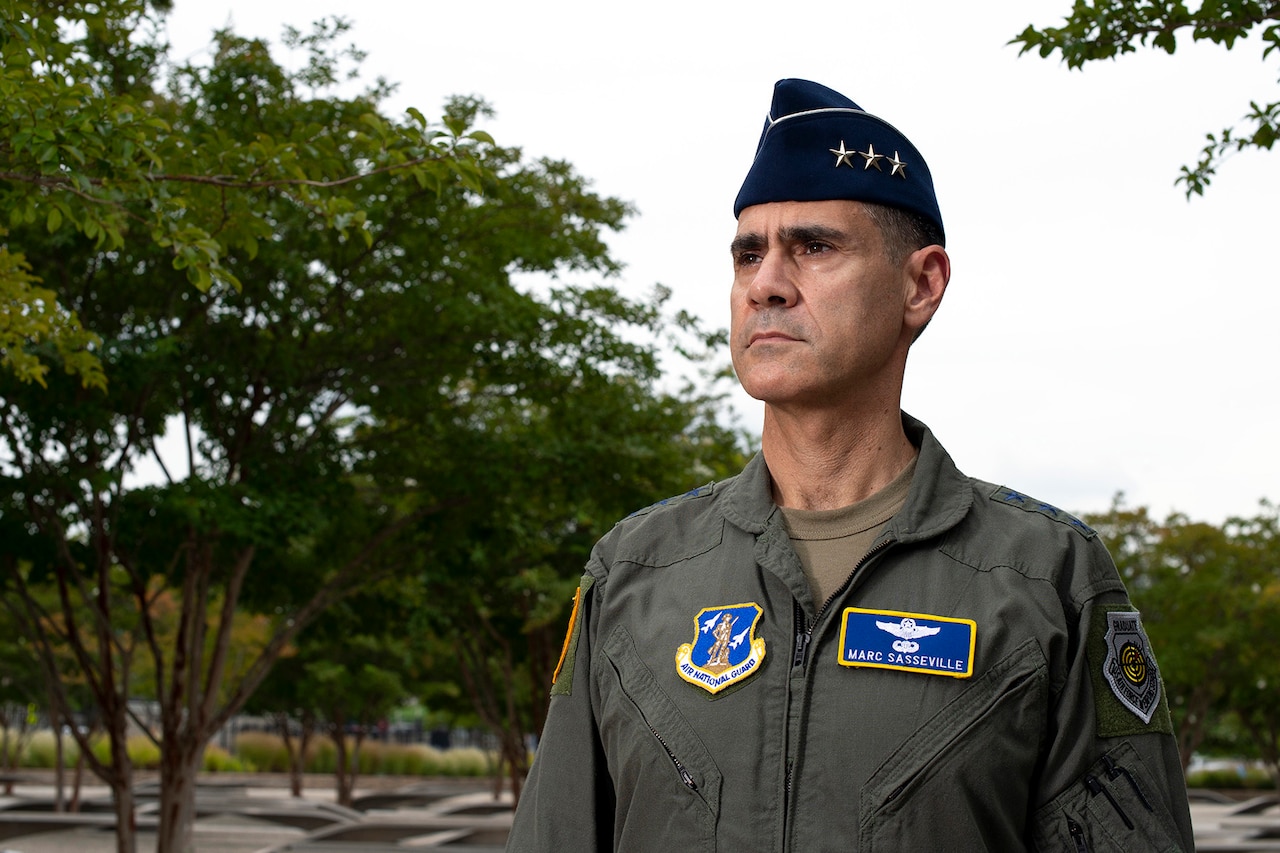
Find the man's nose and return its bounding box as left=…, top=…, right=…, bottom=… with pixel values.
left=747, top=253, right=799, bottom=308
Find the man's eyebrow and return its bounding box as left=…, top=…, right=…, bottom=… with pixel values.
left=778, top=224, right=847, bottom=245
left=730, top=224, right=850, bottom=256
left=730, top=233, right=766, bottom=256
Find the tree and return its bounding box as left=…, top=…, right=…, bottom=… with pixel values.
left=1, top=6, right=743, bottom=853
left=248, top=581, right=425, bottom=807
left=413, top=355, right=746, bottom=804
left=1221, top=502, right=1280, bottom=785
left=1, top=0, right=484, bottom=388
left=1087, top=498, right=1280, bottom=778
left=0, top=621, right=41, bottom=795
left=242, top=653, right=319, bottom=799
left=1012, top=0, right=1280, bottom=195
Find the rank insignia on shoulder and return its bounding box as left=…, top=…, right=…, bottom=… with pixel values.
left=1101, top=610, right=1162, bottom=724
left=990, top=486, right=1096, bottom=539
left=675, top=603, right=766, bottom=694
left=838, top=607, right=976, bottom=678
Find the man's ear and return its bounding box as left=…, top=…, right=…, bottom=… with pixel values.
left=903, top=245, right=950, bottom=340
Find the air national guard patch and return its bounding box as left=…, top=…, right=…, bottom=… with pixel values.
left=838, top=607, right=976, bottom=677
left=1101, top=610, right=1161, bottom=724
left=675, top=603, right=766, bottom=694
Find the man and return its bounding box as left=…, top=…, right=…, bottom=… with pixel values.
left=506, top=79, right=1194, bottom=851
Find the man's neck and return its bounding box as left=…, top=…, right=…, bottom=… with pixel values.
left=760, top=404, right=916, bottom=511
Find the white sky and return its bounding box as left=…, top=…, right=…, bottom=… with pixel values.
left=164, top=0, right=1280, bottom=525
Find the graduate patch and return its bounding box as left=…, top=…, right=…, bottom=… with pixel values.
left=838, top=607, right=976, bottom=677
left=675, top=603, right=766, bottom=694
left=1101, top=610, right=1161, bottom=724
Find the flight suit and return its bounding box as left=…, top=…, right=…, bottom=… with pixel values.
left=508, top=414, right=1194, bottom=852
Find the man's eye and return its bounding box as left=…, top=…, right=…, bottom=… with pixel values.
left=735, top=252, right=762, bottom=266
left=804, top=242, right=831, bottom=255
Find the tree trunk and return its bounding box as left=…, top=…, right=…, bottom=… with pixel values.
left=349, top=729, right=364, bottom=803
left=1176, top=688, right=1213, bottom=772
left=109, top=778, right=138, bottom=853
left=102, top=720, right=138, bottom=853
left=330, top=720, right=355, bottom=808
left=1, top=717, right=13, bottom=796
left=70, top=740, right=86, bottom=812
left=154, top=736, right=202, bottom=853
left=278, top=713, right=311, bottom=798
left=53, top=722, right=65, bottom=812
left=500, top=728, right=526, bottom=807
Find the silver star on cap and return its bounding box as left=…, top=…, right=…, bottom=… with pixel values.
left=888, top=151, right=908, bottom=179
left=859, top=143, right=884, bottom=171
left=829, top=141, right=857, bottom=169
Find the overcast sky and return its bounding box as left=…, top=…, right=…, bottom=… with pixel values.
left=164, top=0, right=1280, bottom=525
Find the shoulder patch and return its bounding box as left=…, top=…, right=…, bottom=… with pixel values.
left=990, top=486, right=1096, bottom=539
left=1087, top=605, right=1173, bottom=736
left=550, top=574, right=595, bottom=697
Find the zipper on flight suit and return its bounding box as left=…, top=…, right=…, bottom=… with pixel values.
left=783, top=537, right=896, bottom=849
left=1067, top=817, right=1089, bottom=852
left=791, top=538, right=895, bottom=669
left=644, top=719, right=697, bottom=791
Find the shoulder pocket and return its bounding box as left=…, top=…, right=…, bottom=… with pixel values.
left=1032, top=741, right=1185, bottom=852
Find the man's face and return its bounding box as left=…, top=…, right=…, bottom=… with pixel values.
left=729, top=200, right=912, bottom=409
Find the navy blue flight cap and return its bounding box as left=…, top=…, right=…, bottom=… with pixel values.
left=734, top=79, right=944, bottom=242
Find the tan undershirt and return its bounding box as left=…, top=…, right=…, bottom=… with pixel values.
left=779, top=457, right=917, bottom=608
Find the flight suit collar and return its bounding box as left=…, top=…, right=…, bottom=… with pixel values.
left=718, top=412, right=973, bottom=546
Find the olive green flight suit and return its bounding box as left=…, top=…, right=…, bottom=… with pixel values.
left=507, top=415, right=1194, bottom=852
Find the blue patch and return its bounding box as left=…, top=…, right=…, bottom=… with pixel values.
left=675, top=603, right=767, bottom=694
left=838, top=608, right=975, bottom=678
left=991, top=486, right=1096, bottom=538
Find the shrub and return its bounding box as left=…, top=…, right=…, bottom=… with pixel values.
left=88, top=734, right=161, bottom=769
left=233, top=731, right=293, bottom=773
left=18, top=731, right=80, bottom=768
left=1186, top=766, right=1275, bottom=790
left=203, top=743, right=251, bottom=773
left=439, top=747, right=492, bottom=777
left=229, top=732, right=499, bottom=777
left=307, top=737, right=337, bottom=774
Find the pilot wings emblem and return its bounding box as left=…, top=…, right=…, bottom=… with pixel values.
left=876, top=617, right=941, bottom=653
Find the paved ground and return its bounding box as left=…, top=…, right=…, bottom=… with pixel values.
left=0, top=771, right=510, bottom=852
left=3, top=772, right=1279, bottom=851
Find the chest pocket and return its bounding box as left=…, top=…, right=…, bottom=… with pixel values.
left=858, top=638, right=1049, bottom=851
left=599, top=624, right=722, bottom=853
left=1031, top=740, right=1185, bottom=852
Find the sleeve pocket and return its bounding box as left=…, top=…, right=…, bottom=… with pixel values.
left=1031, top=741, right=1185, bottom=852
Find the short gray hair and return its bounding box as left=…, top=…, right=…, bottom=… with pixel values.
left=861, top=202, right=945, bottom=265
left=861, top=202, right=946, bottom=340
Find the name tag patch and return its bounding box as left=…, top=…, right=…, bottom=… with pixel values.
left=838, top=607, right=976, bottom=677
